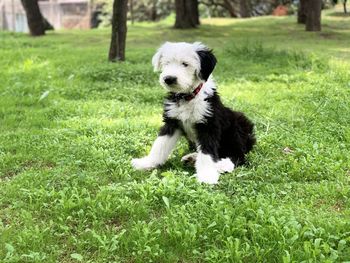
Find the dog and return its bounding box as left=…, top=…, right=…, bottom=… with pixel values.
left=131, top=42, right=256, bottom=184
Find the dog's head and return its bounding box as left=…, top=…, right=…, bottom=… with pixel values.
left=152, top=42, right=217, bottom=93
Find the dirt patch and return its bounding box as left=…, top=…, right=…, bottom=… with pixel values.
left=331, top=201, right=345, bottom=212
left=314, top=199, right=326, bottom=208
left=314, top=199, right=345, bottom=213
left=107, top=218, right=124, bottom=231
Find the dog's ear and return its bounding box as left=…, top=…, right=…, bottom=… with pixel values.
left=152, top=42, right=169, bottom=71
left=195, top=43, right=217, bottom=81
left=152, top=49, right=162, bottom=71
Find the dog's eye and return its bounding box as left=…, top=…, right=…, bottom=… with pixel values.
left=182, top=62, right=189, bottom=67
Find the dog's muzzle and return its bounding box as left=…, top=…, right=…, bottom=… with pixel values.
left=164, top=76, right=177, bottom=85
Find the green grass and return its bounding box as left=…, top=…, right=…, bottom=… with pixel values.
left=1, top=11, right=350, bottom=262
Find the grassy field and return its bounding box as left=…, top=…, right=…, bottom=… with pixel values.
left=1, top=10, right=350, bottom=262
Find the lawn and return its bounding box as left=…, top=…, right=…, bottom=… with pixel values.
left=0, top=10, right=350, bottom=262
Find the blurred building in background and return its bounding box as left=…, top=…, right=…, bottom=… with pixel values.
left=0, top=0, right=91, bottom=32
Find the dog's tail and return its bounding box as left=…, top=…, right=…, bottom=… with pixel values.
left=246, top=132, right=256, bottom=153
left=237, top=113, right=256, bottom=154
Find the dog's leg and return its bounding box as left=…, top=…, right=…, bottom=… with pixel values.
left=132, top=129, right=181, bottom=170
left=181, top=152, right=197, bottom=165
left=183, top=153, right=235, bottom=173
left=195, top=151, right=220, bottom=184
left=215, top=158, right=235, bottom=173
left=194, top=124, right=223, bottom=184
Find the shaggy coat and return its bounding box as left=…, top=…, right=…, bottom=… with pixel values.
left=132, top=42, right=255, bottom=184
left=162, top=92, right=255, bottom=165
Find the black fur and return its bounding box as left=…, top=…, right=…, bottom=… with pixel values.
left=159, top=116, right=179, bottom=136
left=196, top=49, right=217, bottom=81
left=196, top=93, right=255, bottom=165
left=162, top=91, right=256, bottom=166
left=156, top=45, right=255, bottom=168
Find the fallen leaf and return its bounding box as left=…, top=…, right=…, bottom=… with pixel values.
left=282, top=147, right=294, bottom=154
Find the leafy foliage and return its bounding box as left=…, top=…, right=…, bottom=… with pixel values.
left=98, top=0, right=174, bottom=26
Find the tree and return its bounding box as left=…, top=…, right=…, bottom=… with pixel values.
left=130, top=0, right=134, bottom=24
left=108, top=0, right=128, bottom=61
left=331, top=0, right=347, bottom=14
left=200, top=0, right=238, bottom=17
left=192, top=0, right=200, bottom=25
left=343, top=0, right=348, bottom=14
left=150, top=0, right=157, bottom=21
left=306, top=0, right=322, bottom=31
left=174, top=0, right=199, bottom=28
left=297, top=0, right=307, bottom=24
left=199, top=0, right=277, bottom=18
left=21, top=0, right=46, bottom=36
left=239, top=0, right=251, bottom=18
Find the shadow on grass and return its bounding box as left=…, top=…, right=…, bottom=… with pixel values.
left=326, top=11, right=350, bottom=17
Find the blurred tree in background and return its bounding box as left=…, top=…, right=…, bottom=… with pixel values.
left=18, top=0, right=338, bottom=59
left=108, top=0, right=128, bottom=61
left=306, top=0, right=322, bottom=31
left=174, top=0, right=199, bottom=28
left=131, top=0, right=174, bottom=21
left=199, top=0, right=292, bottom=18
left=20, top=0, right=53, bottom=36
left=297, top=0, right=323, bottom=31
left=96, top=0, right=337, bottom=27
left=298, top=0, right=307, bottom=23
left=332, top=0, right=348, bottom=13
left=344, top=0, right=348, bottom=13
left=97, top=0, right=174, bottom=24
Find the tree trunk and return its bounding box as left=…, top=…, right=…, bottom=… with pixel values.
left=174, top=0, right=199, bottom=28
left=20, top=0, right=45, bottom=36
left=239, top=0, right=251, bottom=18
left=150, top=0, right=157, bottom=21
left=130, top=0, right=134, bottom=24
left=43, top=17, right=54, bottom=30
left=298, top=0, right=307, bottom=24
left=344, top=0, right=348, bottom=14
left=191, top=0, right=200, bottom=25
left=108, top=0, right=128, bottom=61
left=306, top=0, right=322, bottom=31
left=224, top=0, right=238, bottom=17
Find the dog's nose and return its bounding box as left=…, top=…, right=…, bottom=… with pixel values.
left=164, top=76, right=177, bottom=85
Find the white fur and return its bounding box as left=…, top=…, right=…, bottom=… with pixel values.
left=181, top=152, right=198, bottom=163
left=132, top=130, right=181, bottom=170
left=195, top=151, right=220, bottom=184
left=216, top=158, right=235, bottom=173
left=132, top=42, right=232, bottom=184
left=165, top=79, right=215, bottom=143
left=153, top=41, right=216, bottom=144
left=182, top=153, right=235, bottom=174
left=152, top=42, right=209, bottom=94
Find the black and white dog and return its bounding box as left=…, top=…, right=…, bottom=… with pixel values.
left=132, top=42, right=255, bottom=184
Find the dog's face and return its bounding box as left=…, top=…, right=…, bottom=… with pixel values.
left=152, top=42, right=217, bottom=93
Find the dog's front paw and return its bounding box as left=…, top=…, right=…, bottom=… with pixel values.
left=216, top=158, right=235, bottom=173
left=181, top=152, right=197, bottom=165
left=131, top=157, right=157, bottom=170
left=196, top=170, right=220, bottom=185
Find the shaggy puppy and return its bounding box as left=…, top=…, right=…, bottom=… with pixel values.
left=132, top=42, right=255, bottom=184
